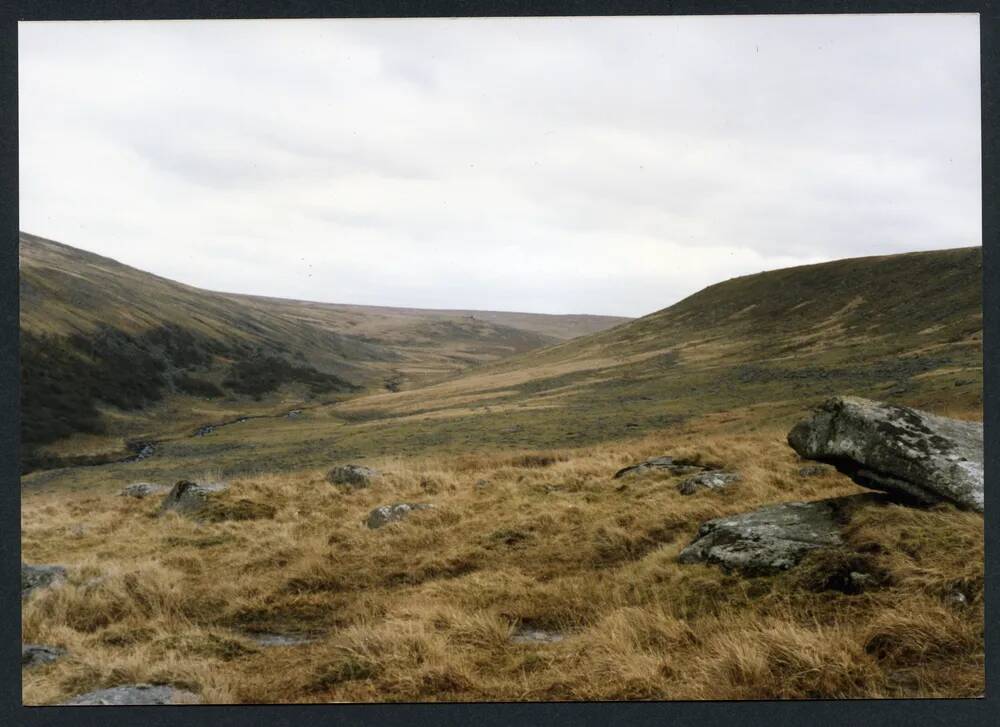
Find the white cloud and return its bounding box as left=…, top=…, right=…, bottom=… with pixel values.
left=19, top=15, right=981, bottom=317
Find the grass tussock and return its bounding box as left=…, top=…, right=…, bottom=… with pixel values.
left=21, top=417, right=982, bottom=704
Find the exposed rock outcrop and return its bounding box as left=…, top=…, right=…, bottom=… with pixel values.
left=677, top=499, right=848, bottom=574
left=366, top=503, right=432, bottom=529
left=328, top=464, right=380, bottom=490
left=22, top=644, right=66, bottom=668
left=677, top=470, right=740, bottom=495
left=22, top=562, right=67, bottom=598
left=61, top=684, right=200, bottom=705
left=613, top=456, right=704, bottom=479
left=788, top=396, right=983, bottom=511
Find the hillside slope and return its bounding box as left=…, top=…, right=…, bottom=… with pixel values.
left=19, top=232, right=627, bottom=470
left=20, top=245, right=982, bottom=490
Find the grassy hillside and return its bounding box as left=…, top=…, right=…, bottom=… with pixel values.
left=19, top=233, right=626, bottom=471
left=20, top=244, right=983, bottom=703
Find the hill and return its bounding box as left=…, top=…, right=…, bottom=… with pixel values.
left=21, top=245, right=983, bottom=704
left=18, top=232, right=628, bottom=471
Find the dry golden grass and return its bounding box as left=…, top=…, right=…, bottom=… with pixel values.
left=21, top=416, right=983, bottom=704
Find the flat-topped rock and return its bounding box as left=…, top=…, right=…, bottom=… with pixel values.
left=327, top=464, right=380, bottom=489
left=613, top=456, right=704, bottom=479
left=22, top=644, right=66, bottom=668
left=788, top=396, right=983, bottom=511
left=61, top=684, right=200, bottom=706
left=677, top=470, right=740, bottom=495
left=22, top=562, right=67, bottom=598
left=677, top=499, right=846, bottom=574
left=120, top=482, right=169, bottom=498
left=366, top=502, right=433, bottom=529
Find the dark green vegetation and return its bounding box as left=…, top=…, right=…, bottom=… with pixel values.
left=19, top=233, right=627, bottom=473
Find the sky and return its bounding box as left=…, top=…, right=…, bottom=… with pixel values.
left=18, top=15, right=981, bottom=318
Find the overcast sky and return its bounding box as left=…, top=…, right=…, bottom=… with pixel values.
left=19, top=15, right=981, bottom=317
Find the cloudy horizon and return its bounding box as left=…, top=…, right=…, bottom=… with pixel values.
left=18, top=15, right=981, bottom=318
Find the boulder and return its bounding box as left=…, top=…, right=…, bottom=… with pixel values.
left=677, top=470, right=740, bottom=495
left=677, top=499, right=847, bottom=574
left=366, top=503, right=433, bottom=529
left=157, top=480, right=228, bottom=517
left=327, top=464, right=380, bottom=490
left=613, top=456, right=704, bottom=479
left=22, top=562, right=67, bottom=598
left=61, top=684, right=200, bottom=706
left=788, top=396, right=983, bottom=511
left=120, top=482, right=169, bottom=499
left=22, top=645, right=66, bottom=668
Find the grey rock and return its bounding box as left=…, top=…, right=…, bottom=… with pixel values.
left=788, top=396, right=983, bottom=511
left=677, top=499, right=846, bottom=574
left=510, top=626, right=565, bottom=644
left=613, top=456, right=704, bottom=479
left=120, top=482, right=169, bottom=499
left=22, top=644, right=66, bottom=668
left=366, top=502, right=433, bottom=529
left=61, top=684, right=200, bottom=706
left=157, top=480, right=228, bottom=517
left=327, top=464, right=380, bottom=490
left=22, top=562, right=67, bottom=598
left=242, top=631, right=316, bottom=647
left=678, top=470, right=740, bottom=495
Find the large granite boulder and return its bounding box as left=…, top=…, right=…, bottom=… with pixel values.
left=613, top=456, right=704, bottom=479
left=788, top=396, right=983, bottom=511
left=157, top=480, right=228, bottom=517
left=22, top=645, right=66, bottom=668
left=327, top=464, right=380, bottom=490
left=677, top=470, right=740, bottom=495
left=22, top=562, right=67, bottom=598
left=366, top=503, right=433, bottom=529
left=677, top=499, right=847, bottom=574
left=61, top=684, right=200, bottom=705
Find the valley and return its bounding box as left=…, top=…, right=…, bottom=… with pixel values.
left=19, top=238, right=984, bottom=703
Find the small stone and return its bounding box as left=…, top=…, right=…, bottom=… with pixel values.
left=677, top=470, right=740, bottom=495
left=366, top=503, right=433, bottom=529
left=120, top=482, right=168, bottom=498
left=22, top=645, right=66, bottom=668
left=61, top=684, right=200, bottom=706
left=22, top=562, right=67, bottom=598
left=510, top=626, right=565, bottom=644
left=157, top=480, right=228, bottom=517
left=613, top=456, right=705, bottom=479
left=327, top=464, right=380, bottom=490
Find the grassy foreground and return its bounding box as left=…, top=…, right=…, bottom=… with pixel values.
left=22, top=407, right=983, bottom=703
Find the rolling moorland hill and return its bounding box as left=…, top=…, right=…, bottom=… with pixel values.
left=21, top=245, right=983, bottom=703
left=19, top=232, right=627, bottom=472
